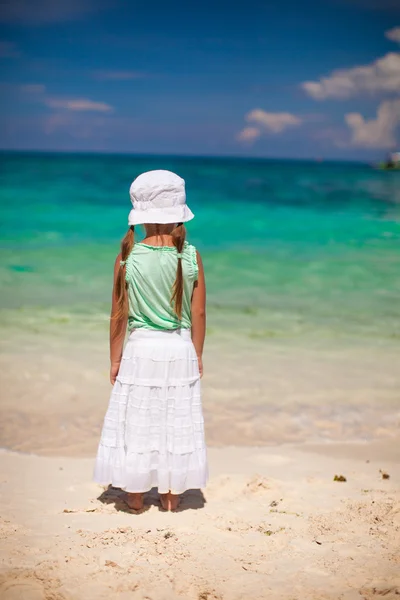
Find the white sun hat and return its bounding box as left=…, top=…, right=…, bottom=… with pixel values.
left=128, top=169, right=194, bottom=226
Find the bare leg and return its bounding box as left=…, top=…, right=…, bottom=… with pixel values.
left=160, top=493, right=169, bottom=510
left=168, top=493, right=180, bottom=511
left=124, top=492, right=144, bottom=510
left=160, top=492, right=180, bottom=511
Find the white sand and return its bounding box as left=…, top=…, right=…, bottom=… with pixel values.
left=1, top=442, right=399, bottom=600
left=1, top=328, right=399, bottom=598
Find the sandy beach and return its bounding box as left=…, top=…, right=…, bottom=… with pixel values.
left=1, top=321, right=399, bottom=455
left=1, top=442, right=399, bottom=600
left=0, top=321, right=399, bottom=599
left=1, top=152, right=400, bottom=599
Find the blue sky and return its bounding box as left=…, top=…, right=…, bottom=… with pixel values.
left=0, top=0, right=399, bottom=159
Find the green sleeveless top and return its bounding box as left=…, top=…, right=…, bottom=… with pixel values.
left=124, top=241, right=199, bottom=331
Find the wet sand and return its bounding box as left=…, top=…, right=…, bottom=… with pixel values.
left=0, top=324, right=399, bottom=455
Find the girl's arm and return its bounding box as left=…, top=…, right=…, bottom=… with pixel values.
left=191, top=251, right=206, bottom=377
left=110, top=253, right=128, bottom=384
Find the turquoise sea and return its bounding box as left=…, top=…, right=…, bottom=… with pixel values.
left=1, top=152, right=400, bottom=344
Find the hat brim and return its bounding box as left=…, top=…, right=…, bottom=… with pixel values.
left=128, top=204, right=194, bottom=226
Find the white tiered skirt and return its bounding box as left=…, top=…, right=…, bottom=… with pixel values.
left=93, top=328, right=208, bottom=494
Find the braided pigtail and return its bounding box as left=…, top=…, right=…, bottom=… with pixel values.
left=170, top=222, right=186, bottom=319
left=113, top=226, right=134, bottom=321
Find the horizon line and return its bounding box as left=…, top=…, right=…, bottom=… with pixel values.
left=0, top=148, right=373, bottom=165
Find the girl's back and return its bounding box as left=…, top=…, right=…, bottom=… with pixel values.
left=126, top=240, right=198, bottom=331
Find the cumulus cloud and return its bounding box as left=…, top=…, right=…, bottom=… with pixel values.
left=92, top=70, right=144, bottom=81
left=385, top=27, right=400, bottom=43
left=246, top=109, right=302, bottom=133
left=237, top=109, right=302, bottom=144
left=300, top=27, right=400, bottom=149
left=44, top=97, right=113, bottom=112
left=236, top=127, right=261, bottom=142
left=345, top=99, right=400, bottom=148
left=301, top=52, right=400, bottom=100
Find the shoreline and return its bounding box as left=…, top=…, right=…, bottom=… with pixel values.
left=1, top=326, right=399, bottom=455
left=1, top=438, right=399, bottom=463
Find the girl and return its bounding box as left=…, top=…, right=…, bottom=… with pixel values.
left=94, top=170, right=208, bottom=512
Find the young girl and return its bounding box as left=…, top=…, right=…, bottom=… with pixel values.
left=94, top=170, right=208, bottom=511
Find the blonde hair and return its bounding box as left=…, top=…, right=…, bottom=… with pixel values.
left=113, top=223, right=186, bottom=321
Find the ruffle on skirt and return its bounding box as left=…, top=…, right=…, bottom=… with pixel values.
left=93, top=328, right=208, bottom=494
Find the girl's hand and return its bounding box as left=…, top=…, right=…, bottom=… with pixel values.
left=110, top=361, right=120, bottom=385
left=197, top=355, right=203, bottom=378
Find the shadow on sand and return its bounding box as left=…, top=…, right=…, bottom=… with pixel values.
left=97, top=485, right=206, bottom=513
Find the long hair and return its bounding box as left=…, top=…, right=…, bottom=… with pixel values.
left=171, top=222, right=186, bottom=319
left=113, top=225, right=134, bottom=321
left=113, top=222, right=186, bottom=322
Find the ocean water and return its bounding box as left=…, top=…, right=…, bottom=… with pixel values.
left=1, top=152, right=400, bottom=453
left=1, top=151, right=400, bottom=344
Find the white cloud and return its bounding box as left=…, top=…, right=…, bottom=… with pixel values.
left=17, top=84, right=113, bottom=114
left=385, top=27, right=400, bottom=43
left=0, top=40, right=20, bottom=58
left=300, top=27, right=400, bottom=150
left=345, top=98, right=400, bottom=148
left=246, top=109, right=302, bottom=133
left=236, top=127, right=261, bottom=143
left=302, top=52, right=400, bottom=100
left=237, top=109, right=302, bottom=144
left=44, top=97, right=113, bottom=112
left=92, top=70, right=144, bottom=81
left=236, top=108, right=303, bottom=144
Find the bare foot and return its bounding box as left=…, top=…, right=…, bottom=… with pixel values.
left=124, top=492, right=144, bottom=511
left=160, top=492, right=180, bottom=511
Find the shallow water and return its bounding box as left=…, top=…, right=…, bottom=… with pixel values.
left=1, top=153, right=399, bottom=453
left=1, top=152, right=400, bottom=342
